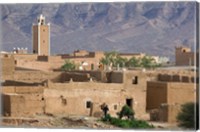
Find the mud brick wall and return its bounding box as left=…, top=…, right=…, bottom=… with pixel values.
left=2, top=93, right=44, bottom=117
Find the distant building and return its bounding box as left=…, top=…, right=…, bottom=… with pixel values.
left=12, top=47, right=28, bottom=54
left=175, top=46, right=195, bottom=66
left=32, top=14, right=50, bottom=56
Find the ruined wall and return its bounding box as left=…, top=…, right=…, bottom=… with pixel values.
left=149, top=104, right=181, bottom=123
left=44, top=82, right=125, bottom=117
left=167, top=104, right=181, bottom=123
left=2, top=93, right=44, bottom=117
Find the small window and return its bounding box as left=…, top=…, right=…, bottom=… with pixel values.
left=41, top=20, right=44, bottom=25
left=114, top=105, right=117, bottom=110
left=86, top=101, right=91, bottom=108
left=62, top=99, right=67, bottom=105
left=132, top=76, right=138, bottom=84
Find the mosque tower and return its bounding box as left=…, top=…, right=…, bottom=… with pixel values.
left=32, top=14, right=50, bottom=55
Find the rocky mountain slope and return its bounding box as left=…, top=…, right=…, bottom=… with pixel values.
left=0, top=2, right=197, bottom=59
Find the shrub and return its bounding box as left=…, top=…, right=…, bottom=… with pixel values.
left=101, top=114, right=154, bottom=128
left=101, top=114, right=111, bottom=122
left=177, top=102, right=197, bottom=128
left=61, top=59, right=76, bottom=71
left=118, top=105, right=134, bottom=119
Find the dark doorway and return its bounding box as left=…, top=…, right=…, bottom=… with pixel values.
left=86, top=101, right=92, bottom=109
left=132, top=76, right=138, bottom=84
left=91, top=64, right=94, bottom=70
left=126, top=98, right=133, bottom=108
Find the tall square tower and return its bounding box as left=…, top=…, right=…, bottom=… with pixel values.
left=32, top=14, right=50, bottom=55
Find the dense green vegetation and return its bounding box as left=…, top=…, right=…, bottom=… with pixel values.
left=177, top=102, right=197, bottom=128
left=117, top=105, right=135, bottom=119
left=101, top=105, right=154, bottom=129
left=100, top=51, right=161, bottom=68
left=61, top=59, right=76, bottom=71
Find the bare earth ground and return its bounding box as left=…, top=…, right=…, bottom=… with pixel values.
left=0, top=114, right=183, bottom=130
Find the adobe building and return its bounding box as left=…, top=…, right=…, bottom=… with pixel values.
left=0, top=14, right=197, bottom=126
left=175, top=46, right=196, bottom=66
left=32, top=14, right=50, bottom=56
left=146, top=72, right=197, bottom=123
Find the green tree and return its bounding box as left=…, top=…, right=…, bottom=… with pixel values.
left=61, top=59, right=76, bottom=71
left=115, top=56, right=128, bottom=67
left=100, top=51, right=118, bottom=66
left=140, top=56, right=155, bottom=68
left=127, top=57, right=141, bottom=67
left=118, top=105, right=135, bottom=119
left=177, top=102, right=196, bottom=128
left=100, top=51, right=127, bottom=68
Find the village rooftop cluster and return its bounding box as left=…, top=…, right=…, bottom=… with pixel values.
left=0, top=14, right=198, bottom=129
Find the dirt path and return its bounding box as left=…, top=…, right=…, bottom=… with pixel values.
left=0, top=114, right=182, bottom=130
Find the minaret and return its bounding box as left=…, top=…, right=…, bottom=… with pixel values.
left=32, top=14, right=50, bottom=55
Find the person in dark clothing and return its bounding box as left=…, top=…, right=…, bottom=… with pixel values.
left=101, top=103, right=109, bottom=117
left=103, top=105, right=109, bottom=117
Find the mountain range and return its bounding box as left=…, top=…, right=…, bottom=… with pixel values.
left=0, top=2, right=197, bottom=60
